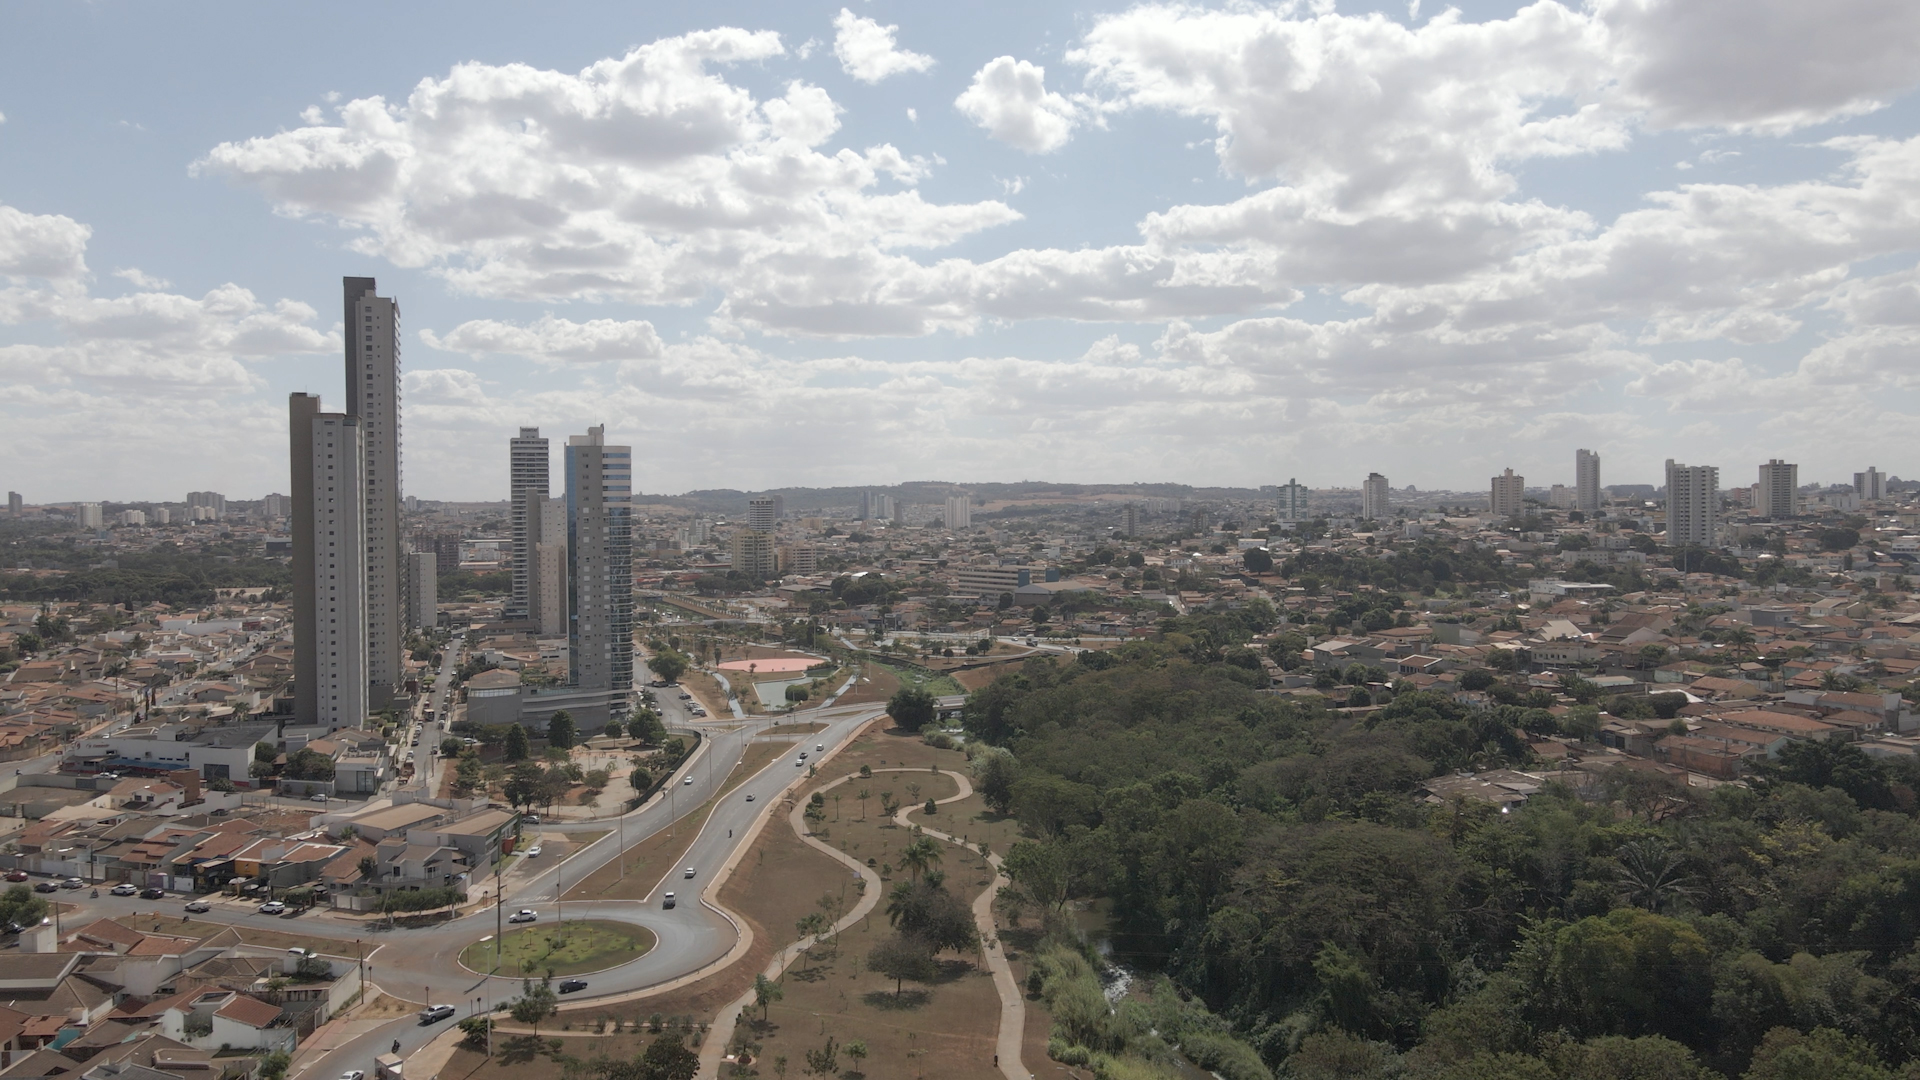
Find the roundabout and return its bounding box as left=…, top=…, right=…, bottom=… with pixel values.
left=459, top=919, right=656, bottom=978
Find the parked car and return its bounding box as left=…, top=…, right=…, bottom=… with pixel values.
left=525, top=845, right=543, bottom=858
left=257, top=900, right=287, bottom=915
left=60, top=878, right=84, bottom=890
left=140, top=887, right=165, bottom=900
left=32, top=882, right=56, bottom=894
left=184, top=900, right=211, bottom=913
left=662, top=892, right=676, bottom=909
left=557, top=979, right=589, bottom=994
left=110, top=883, right=138, bottom=896
left=418, top=1004, right=456, bottom=1024
left=309, top=793, right=329, bottom=803
left=4, top=871, right=26, bottom=883
left=521, top=814, right=540, bottom=825
left=509, top=909, right=537, bottom=923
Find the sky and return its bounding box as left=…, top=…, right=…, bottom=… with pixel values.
left=5, top=0, right=1920, bottom=502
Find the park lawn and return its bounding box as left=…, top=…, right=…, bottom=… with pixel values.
left=831, top=665, right=900, bottom=708
left=460, top=919, right=655, bottom=978
left=867, top=659, right=964, bottom=697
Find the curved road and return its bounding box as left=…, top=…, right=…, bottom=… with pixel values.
left=69, top=696, right=886, bottom=1080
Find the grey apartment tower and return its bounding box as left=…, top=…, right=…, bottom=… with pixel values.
left=290, top=394, right=368, bottom=729
left=345, top=277, right=405, bottom=707
left=508, top=428, right=550, bottom=621
left=566, top=426, right=633, bottom=719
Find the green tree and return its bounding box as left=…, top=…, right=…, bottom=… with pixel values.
left=646, top=650, right=689, bottom=685
left=504, top=763, right=542, bottom=810
left=1242, top=547, right=1274, bottom=573
left=0, top=885, right=48, bottom=930
left=898, top=836, right=943, bottom=882
left=546, top=711, right=575, bottom=750
left=753, top=972, right=783, bottom=1022
left=867, top=933, right=938, bottom=996
left=258, top=1051, right=291, bottom=1080
left=887, top=686, right=937, bottom=730
left=974, top=750, right=1019, bottom=816
left=630, top=707, right=668, bottom=744
left=510, top=978, right=557, bottom=1037
left=503, top=723, right=531, bottom=762
left=1742, top=1026, right=1890, bottom=1080
left=638, top=1032, right=699, bottom=1080
left=283, top=748, right=335, bottom=781
left=1539, top=908, right=1713, bottom=1045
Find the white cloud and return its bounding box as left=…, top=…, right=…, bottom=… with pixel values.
left=112, top=268, right=172, bottom=290
left=0, top=204, right=90, bottom=283
left=954, top=57, right=1080, bottom=153
left=198, top=30, right=1038, bottom=336
left=831, top=9, right=934, bottom=83
left=423, top=314, right=665, bottom=363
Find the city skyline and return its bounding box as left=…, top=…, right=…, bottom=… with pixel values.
left=6, top=3, right=1920, bottom=497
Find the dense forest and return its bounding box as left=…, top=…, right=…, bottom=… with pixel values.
left=968, top=641, right=1920, bottom=1079
left=0, top=538, right=290, bottom=605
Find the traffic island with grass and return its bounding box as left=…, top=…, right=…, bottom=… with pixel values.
left=460, top=919, right=656, bottom=978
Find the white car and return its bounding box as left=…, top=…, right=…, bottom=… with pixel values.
left=341, top=1070, right=366, bottom=1080
left=257, top=901, right=286, bottom=915
left=419, top=1004, right=456, bottom=1024
left=308, top=793, right=328, bottom=803
left=683, top=776, right=693, bottom=785
left=508, top=909, right=537, bottom=924
left=684, top=866, right=696, bottom=878
left=524, top=845, right=543, bottom=858
left=110, top=883, right=138, bottom=896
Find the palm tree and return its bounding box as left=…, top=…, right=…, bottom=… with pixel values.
left=898, top=836, right=942, bottom=883
left=1612, top=838, right=1699, bottom=913
left=856, top=787, right=870, bottom=820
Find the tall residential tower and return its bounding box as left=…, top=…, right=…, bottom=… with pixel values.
left=290, top=394, right=368, bottom=730
left=1757, top=460, right=1799, bottom=519
left=344, top=277, right=405, bottom=707
left=508, top=428, right=550, bottom=621
left=1575, top=449, right=1601, bottom=512
left=1490, top=468, right=1525, bottom=518
left=1361, top=473, right=1390, bottom=522
left=566, top=427, right=633, bottom=721
left=1665, top=461, right=1719, bottom=547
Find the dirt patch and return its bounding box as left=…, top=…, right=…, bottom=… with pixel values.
left=761, top=722, right=827, bottom=736
left=832, top=665, right=900, bottom=708
left=134, top=914, right=352, bottom=960
left=564, top=798, right=717, bottom=903
left=439, top=1029, right=703, bottom=1080
left=358, top=992, right=418, bottom=1019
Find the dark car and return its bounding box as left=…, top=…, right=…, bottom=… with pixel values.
left=4, top=871, right=26, bottom=883
left=558, top=979, right=589, bottom=994
left=32, top=882, right=56, bottom=894
left=139, top=887, right=165, bottom=900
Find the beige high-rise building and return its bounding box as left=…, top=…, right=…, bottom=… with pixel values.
left=731, top=528, right=777, bottom=577
left=1854, top=466, right=1887, bottom=501
left=76, top=503, right=103, bottom=529
left=408, top=550, right=438, bottom=630
left=527, top=494, right=568, bottom=637
left=565, top=426, right=633, bottom=719
left=508, top=428, right=549, bottom=621
left=1490, top=468, right=1525, bottom=517
left=1575, top=449, right=1601, bottom=512
left=1757, top=460, right=1799, bottom=519
left=1665, top=461, right=1719, bottom=547
left=290, top=393, right=368, bottom=730
left=1361, top=473, right=1390, bottom=522
left=945, top=495, right=972, bottom=529
left=345, top=277, right=405, bottom=707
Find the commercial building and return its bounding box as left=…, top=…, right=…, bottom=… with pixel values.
left=407, top=550, right=437, bottom=630
left=508, top=428, right=550, bottom=621
left=564, top=426, right=632, bottom=722
left=289, top=393, right=367, bottom=730
left=186, top=492, right=225, bottom=519
left=1855, top=466, right=1887, bottom=501
left=1756, top=460, right=1799, bottom=519
left=955, top=564, right=1034, bottom=602
left=747, top=495, right=777, bottom=531
left=1361, top=473, right=1390, bottom=522
left=1276, top=479, right=1309, bottom=522
left=1576, top=449, right=1601, bottom=512
left=1665, top=461, right=1719, bottom=547
left=1490, top=468, right=1525, bottom=518
left=344, top=277, right=405, bottom=709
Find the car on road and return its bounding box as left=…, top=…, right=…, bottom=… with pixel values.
left=683, top=775, right=693, bottom=785
left=32, top=882, right=56, bottom=894
left=798, top=751, right=807, bottom=760
left=184, top=900, right=211, bottom=913
left=558, top=979, right=589, bottom=994
left=418, top=1004, right=456, bottom=1024
left=816, top=744, right=824, bottom=752
left=110, top=883, right=138, bottom=896
left=521, top=814, right=540, bottom=825
left=678, top=692, right=691, bottom=700
left=4, top=871, right=26, bottom=883
left=257, top=901, right=286, bottom=915
left=340, top=1070, right=366, bottom=1080
left=662, top=892, right=676, bottom=909
left=60, top=878, right=84, bottom=890
left=525, top=845, right=543, bottom=858
left=684, top=866, right=696, bottom=878
left=140, top=887, right=165, bottom=899
left=745, top=793, right=754, bottom=802
left=308, top=793, right=328, bottom=803
left=509, top=909, right=538, bottom=923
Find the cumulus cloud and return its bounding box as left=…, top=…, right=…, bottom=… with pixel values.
left=423, top=314, right=664, bottom=363
left=0, top=204, right=90, bottom=283
left=954, top=57, right=1080, bottom=153
left=832, top=9, right=934, bottom=83
left=197, top=30, right=1040, bottom=336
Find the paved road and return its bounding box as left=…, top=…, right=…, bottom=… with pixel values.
left=56, top=697, right=887, bottom=1080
